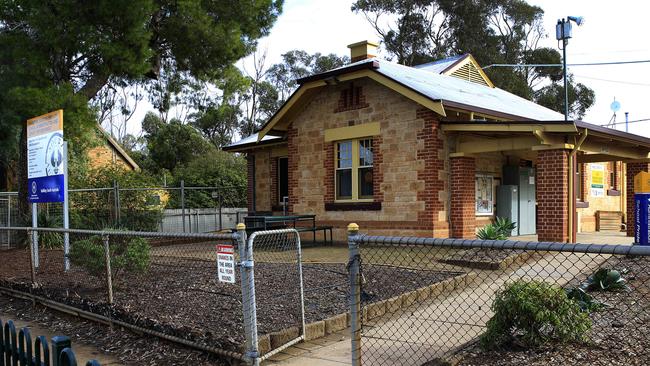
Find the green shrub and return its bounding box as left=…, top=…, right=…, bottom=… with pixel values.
left=476, top=218, right=517, bottom=240
left=70, top=235, right=151, bottom=280
left=583, top=268, right=628, bottom=292
left=565, top=287, right=606, bottom=312
left=477, top=224, right=507, bottom=240
left=36, top=211, right=64, bottom=249
left=481, top=280, right=591, bottom=349
left=494, top=217, right=517, bottom=237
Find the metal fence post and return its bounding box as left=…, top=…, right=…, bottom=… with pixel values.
left=348, top=223, right=362, bottom=366
left=180, top=180, right=186, bottom=233
left=28, top=229, right=36, bottom=285
left=237, top=223, right=259, bottom=365
left=103, top=234, right=114, bottom=305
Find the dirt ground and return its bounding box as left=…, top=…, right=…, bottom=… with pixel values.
left=458, top=255, right=650, bottom=366
left=0, top=245, right=462, bottom=354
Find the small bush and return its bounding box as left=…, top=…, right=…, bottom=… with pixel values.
left=70, top=235, right=151, bottom=280
left=583, top=268, right=628, bottom=292
left=481, top=280, right=591, bottom=349
left=477, top=218, right=517, bottom=240
left=477, top=224, right=507, bottom=240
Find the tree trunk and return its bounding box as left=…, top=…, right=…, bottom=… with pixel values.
left=16, top=123, right=30, bottom=227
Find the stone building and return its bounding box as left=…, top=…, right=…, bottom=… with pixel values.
left=225, top=41, right=650, bottom=243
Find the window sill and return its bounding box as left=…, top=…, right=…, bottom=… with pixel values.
left=607, top=189, right=621, bottom=196
left=325, top=202, right=381, bottom=211
left=576, top=201, right=590, bottom=208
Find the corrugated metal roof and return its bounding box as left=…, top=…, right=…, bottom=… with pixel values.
left=413, top=55, right=465, bottom=74
left=374, top=58, right=566, bottom=120
left=224, top=132, right=282, bottom=150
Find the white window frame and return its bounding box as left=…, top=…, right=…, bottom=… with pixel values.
left=335, top=138, right=374, bottom=202
left=475, top=174, right=494, bottom=216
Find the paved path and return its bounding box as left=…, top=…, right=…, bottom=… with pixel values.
left=0, top=313, right=122, bottom=365
left=268, top=232, right=633, bottom=365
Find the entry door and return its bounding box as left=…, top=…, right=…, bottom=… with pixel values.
left=518, top=167, right=536, bottom=235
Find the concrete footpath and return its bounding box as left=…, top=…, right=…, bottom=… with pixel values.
left=269, top=233, right=632, bottom=365
left=0, top=313, right=122, bottom=365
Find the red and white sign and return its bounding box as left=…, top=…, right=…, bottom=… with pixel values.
left=217, top=244, right=235, bottom=284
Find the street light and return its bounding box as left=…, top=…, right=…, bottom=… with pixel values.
left=556, top=16, right=585, bottom=121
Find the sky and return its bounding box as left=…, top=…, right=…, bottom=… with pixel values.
left=128, top=0, right=650, bottom=138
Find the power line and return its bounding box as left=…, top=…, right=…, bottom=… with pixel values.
left=600, top=118, right=650, bottom=127
left=482, top=59, right=650, bottom=69
left=573, top=74, right=650, bottom=87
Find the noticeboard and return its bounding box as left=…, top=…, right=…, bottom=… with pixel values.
left=27, top=110, right=65, bottom=203
left=590, top=164, right=605, bottom=198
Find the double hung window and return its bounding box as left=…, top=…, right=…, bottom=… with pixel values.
left=336, top=138, right=373, bottom=201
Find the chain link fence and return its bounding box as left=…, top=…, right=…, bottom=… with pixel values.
left=0, top=183, right=247, bottom=249
left=0, top=226, right=341, bottom=365
left=346, top=231, right=650, bottom=366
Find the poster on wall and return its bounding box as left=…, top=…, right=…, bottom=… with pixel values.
left=27, top=110, right=65, bottom=203
left=590, top=164, right=605, bottom=197
left=476, top=174, right=494, bottom=215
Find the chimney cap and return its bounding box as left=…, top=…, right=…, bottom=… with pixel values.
left=347, top=40, right=379, bottom=49
left=347, top=40, right=379, bottom=62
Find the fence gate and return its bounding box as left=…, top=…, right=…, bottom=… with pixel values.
left=241, top=228, right=305, bottom=365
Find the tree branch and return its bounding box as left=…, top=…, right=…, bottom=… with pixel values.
left=78, top=73, right=110, bottom=100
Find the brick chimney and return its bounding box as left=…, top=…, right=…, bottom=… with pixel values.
left=347, top=41, right=378, bottom=63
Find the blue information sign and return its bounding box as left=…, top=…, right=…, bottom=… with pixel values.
left=27, top=111, right=65, bottom=203
left=634, top=193, right=650, bottom=245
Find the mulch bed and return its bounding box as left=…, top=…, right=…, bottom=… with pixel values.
left=457, top=255, right=650, bottom=366
left=0, top=247, right=461, bottom=354
left=0, top=296, right=228, bottom=366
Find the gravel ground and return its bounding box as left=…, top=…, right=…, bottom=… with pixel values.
left=0, top=247, right=461, bottom=355
left=458, top=255, right=650, bottom=366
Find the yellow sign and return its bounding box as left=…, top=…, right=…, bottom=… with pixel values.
left=590, top=164, right=605, bottom=197
left=635, top=171, right=650, bottom=193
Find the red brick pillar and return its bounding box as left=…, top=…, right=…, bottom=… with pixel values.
left=626, top=162, right=650, bottom=236
left=450, top=156, right=476, bottom=239
left=537, top=149, right=570, bottom=242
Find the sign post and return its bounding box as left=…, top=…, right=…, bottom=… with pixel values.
left=27, top=110, right=67, bottom=269
left=217, top=244, right=236, bottom=283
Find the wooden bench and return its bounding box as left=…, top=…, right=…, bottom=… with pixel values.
left=295, top=225, right=334, bottom=245
left=596, top=211, right=623, bottom=232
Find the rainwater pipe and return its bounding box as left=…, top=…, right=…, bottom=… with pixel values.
left=568, top=129, right=588, bottom=243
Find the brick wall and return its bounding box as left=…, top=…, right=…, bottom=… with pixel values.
left=537, top=149, right=569, bottom=242
left=270, top=157, right=278, bottom=208
left=87, top=144, right=132, bottom=170
left=626, top=162, right=650, bottom=236
left=282, top=78, right=448, bottom=240
left=416, top=109, right=445, bottom=228
left=450, top=157, right=476, bottom=238
left=247, top=155, right=255, bottom=212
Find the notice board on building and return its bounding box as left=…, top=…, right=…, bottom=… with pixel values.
left=27, top=110, right=65, bottom=203
left=590, top=164, right=605, bottom=198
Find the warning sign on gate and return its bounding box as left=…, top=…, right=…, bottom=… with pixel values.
left=217, top=244, right=235, bottom=283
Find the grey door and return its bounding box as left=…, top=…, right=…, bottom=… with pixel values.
left=518, top=167, right=536, bottom=235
